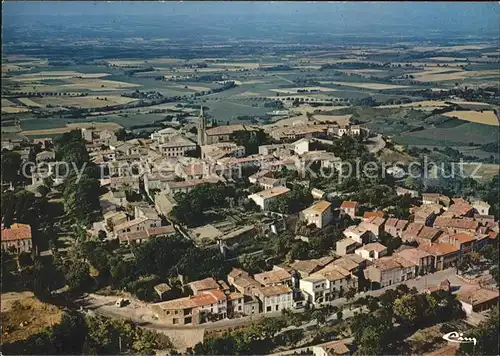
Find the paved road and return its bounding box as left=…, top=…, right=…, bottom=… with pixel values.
left=274, top=74, right=295, bottom=84
left=82, top=268, right=464, bottom=330
left=79, top=267, right=476, bottom=350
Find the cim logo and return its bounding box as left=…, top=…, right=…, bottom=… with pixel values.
left=442, top=331, right=477, bottom=346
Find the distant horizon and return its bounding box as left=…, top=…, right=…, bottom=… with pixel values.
left=3, top=1, right=499, bottom=40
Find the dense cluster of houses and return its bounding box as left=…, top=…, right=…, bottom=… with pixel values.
left=151, top=254, right=363, bottom=325
left=335, top=194, right=497, bottom=288
left=1, top=110, right=497, bottom=326
left=148, top=188, right=498, bottom=325
left=2, top=110, right=364, bottom=251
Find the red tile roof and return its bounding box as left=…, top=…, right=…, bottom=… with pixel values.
left=451, top=233, right=476, bottom=244
left=1, top=223, right=32, bottom=241
left=419, top=243, right=459, bottom=256
left=341, top=201, right=358, bottom=209
left=363, top=211, right=385, bottom=219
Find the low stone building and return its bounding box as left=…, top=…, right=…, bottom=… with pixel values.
left=395, top=248, right=435, bottom=275
left=151, top=289, right=227, bottom=325
left=457, top=287, right=499, bottom=314
left=336, top=238, right=361, bottom=256
left=418, top=243, right=460, bottom=271
left=384, top=218, right=409, bottom=238
left=340, top=201, right=358, bottom=219
left=355, top=242, right=387, bottom=261
left=364, top=256, right=416, bottom=288
left=247, top=186, right=290, bottom=211
left=301, top=200, right=333, bottom=229
left=253, top=284, right=293, bottom=313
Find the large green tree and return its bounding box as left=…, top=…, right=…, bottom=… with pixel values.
left=63, top=173, right=101, bottom=225
left=1, top=151, right=22, bottom=184
left=458, top=307, right=499, bottom=356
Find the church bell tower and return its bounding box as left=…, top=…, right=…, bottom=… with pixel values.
left=197, top=106, right=206, bottom=146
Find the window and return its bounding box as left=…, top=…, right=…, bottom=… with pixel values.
left=266, top=306, right=271, bottom=312
left=275, top=305, right=279, bottom=311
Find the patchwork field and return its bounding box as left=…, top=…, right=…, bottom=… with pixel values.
left=22, top=122, right=123, bottom=136
left=11, top=72, right=110, bottom=82
left=462, top=163, right=500, bottom=182
left=266, top=113, right=352, bottom=127
left=1, top=98, right=30, bottom=113
left=106, top=58, right=184, bottom=66
left=377, top=100, right=451, bottom=109
left=320, top=81, right=409, bottom=90
left=18, top=97, right=44, bottom=107
left=2, top=64, right=23, bottom=73
left=2, top=43, right=498, bottom=149
left=170, top=84, right=212, bottom=92
left=1, top=106, right=29, bottom=114
left=53, top=78, right=141, bottom=91
left=443, top=110, right=499, bottom=126
left=393, top=121, right=497, bottom=147
left=31, top=95, right=139, bottom=108
left=270, top=86, right=337, bottom=94
left=410, top=68, right=498, bottom=82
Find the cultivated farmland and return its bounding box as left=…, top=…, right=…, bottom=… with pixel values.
left=443, top=110, right=499, bottom=126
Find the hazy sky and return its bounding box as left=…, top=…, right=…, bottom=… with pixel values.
left=3, top=1, right=499, bottom=35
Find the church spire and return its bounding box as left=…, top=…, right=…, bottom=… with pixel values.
left=197, top=106, right=206, bottom=146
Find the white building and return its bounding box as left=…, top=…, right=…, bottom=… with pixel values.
left=247, top=186, right=290, bottom=211
left=113, top=216, right=161, bottom=236
left=292, top=138, right=310, bottom=155
left=299, top=275, right=329, bottom=307
left=156, top=136, right=197, bottom=158
left=150, top=127, right=179, bottom=143
left=336, top=238, right=361, bottom=256
left=355, top=242, right=388, bottom=261
left=35, top=150, right=55, bottom=163
left=256, top=176, right=287, bottom=190
left=472, top=200, right=491, bottom=216
left=301, top=200, right=333, bottom=228
left=253, top=285, right=293, bottom=313
left=364, top=256, right=416, bottom=288
left=343, top=225, right=374, bottom=244
left=144, top=173, right=176, bottom=195
left=299, top=265, right=358, bottom=307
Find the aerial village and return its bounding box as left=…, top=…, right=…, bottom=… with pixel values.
left=2, top=105, right=498, bottom=338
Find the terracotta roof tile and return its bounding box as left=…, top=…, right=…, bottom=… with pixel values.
left=1, top=223, right=32, bottom=241
left=256, top=284, right=292, bottom=297
left=341, top=201, right=358, bottom=209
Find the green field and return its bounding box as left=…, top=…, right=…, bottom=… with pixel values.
left=3, top=42, right=499, bottom=143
